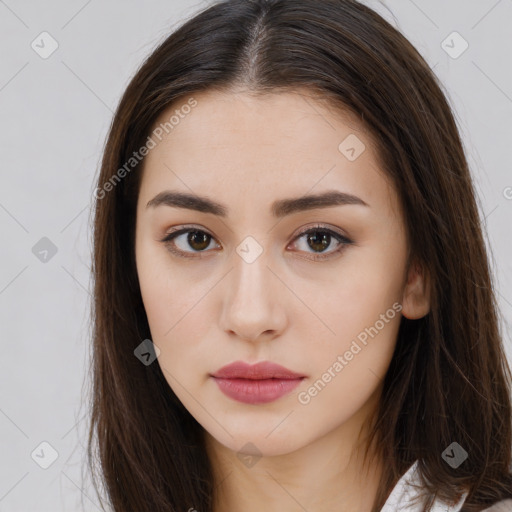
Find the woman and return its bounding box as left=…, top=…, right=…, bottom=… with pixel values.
left=87, top=0, right=512, bottom=510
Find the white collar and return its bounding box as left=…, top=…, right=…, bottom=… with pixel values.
left=380, top=460, right=468, bottom=511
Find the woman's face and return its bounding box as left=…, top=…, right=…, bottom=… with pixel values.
left=134, top=88, right=429, bottom=457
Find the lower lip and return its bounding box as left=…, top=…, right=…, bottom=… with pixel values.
left=212, top=377, right=304, bottom=404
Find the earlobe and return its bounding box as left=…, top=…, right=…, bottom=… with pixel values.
left=401, top=260, right=431, bottom=320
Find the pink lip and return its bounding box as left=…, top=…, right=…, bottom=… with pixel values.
left=210, top=361, right=306, bottom=404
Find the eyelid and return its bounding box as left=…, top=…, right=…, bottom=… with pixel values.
left=159, top=224, right=220, bottom=258
left=287, top=223, right=353, bottom=261
left=291, top=223, right=351, bottom=243
left=160, top=223, right=214, bottom=240
left=160, top=223, right=350, bottom=242
left=160, top=222, right=354, bottom=260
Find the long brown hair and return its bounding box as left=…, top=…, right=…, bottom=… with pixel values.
left=86, top=1, right=512, bottom=510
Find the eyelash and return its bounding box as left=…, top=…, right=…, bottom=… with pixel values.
left=159, top=223, right=354, bottom=261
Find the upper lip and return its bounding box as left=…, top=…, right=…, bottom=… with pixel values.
left=211, top=361, right=306, bottom=380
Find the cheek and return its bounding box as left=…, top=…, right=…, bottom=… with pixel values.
left=304, top=294, right=401, bottom=392
left=296, top=298, right=401, bottom=430
left=301, top=257, right=403, bottom=346
left=136, top=238, right=197, bottom=333
left=295, top=248, right=405, bottom=395
left=135, top=241, right=218, bottom=377
left=136, top=251, right=172, bottom=336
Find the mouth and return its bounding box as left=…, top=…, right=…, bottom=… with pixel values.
left=210, top=360, right=306, bottom=404
left=211, top=376, right=305, bottom=404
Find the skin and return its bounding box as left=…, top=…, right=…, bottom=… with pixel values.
left=134, top=88, right=430, bottom=512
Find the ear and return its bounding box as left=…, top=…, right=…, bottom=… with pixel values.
left=401, top=259, right=430, bottom=320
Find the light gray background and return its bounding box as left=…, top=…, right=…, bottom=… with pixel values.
left=1, top=1, right=511, bottom=511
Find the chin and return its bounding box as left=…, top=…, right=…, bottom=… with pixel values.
left=206, top=422, right=306, bottom=458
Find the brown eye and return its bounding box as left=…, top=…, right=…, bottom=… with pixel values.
left=306, top=231, right=332, bottom=252
left=161, top=224, right=353, bottom=261
left=289, top=225, right=353, bottom=261
left=161, top=227, right=220, bottom=258
left=186, top=230, right=211, bottom=251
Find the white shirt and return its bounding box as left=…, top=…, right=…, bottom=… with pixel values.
left=381, top=460, right=468, bottom=511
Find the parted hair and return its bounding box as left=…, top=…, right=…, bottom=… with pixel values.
left=87, top=1, right=512, bottom=510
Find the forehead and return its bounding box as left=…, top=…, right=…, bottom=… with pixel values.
left=138, top=88, right=397, bottom=217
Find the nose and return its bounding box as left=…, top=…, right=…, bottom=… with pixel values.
left=218, top=249, right=287, bottom=343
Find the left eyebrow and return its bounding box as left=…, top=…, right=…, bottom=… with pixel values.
left=146, top=190, right=369, bottom=217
